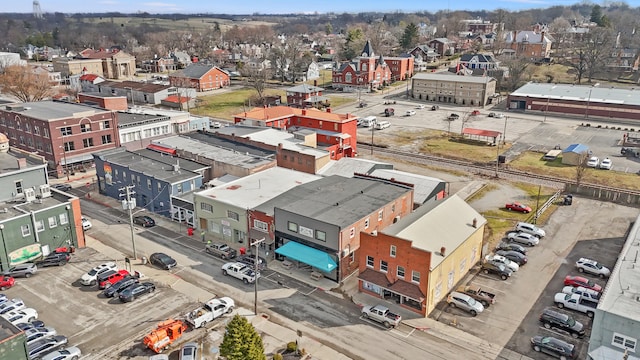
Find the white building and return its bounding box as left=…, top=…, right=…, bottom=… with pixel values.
left=0, top=52, right=26, bottom=69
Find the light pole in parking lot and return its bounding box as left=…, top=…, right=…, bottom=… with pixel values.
left=119, top=185, right=138, bottom=260
left=251, top=237, right=265, bottom=315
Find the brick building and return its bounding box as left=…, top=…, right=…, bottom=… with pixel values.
left=411, top=72, right=497, bottom=107
left=331, top=40, right=393, bottom=91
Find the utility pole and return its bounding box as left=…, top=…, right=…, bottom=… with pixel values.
left=119, top=185, right=137, bottom=259
left=251, top=238, right=265, bottom=315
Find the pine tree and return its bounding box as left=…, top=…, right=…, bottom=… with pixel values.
left=220, top=315, right=266, bottom=360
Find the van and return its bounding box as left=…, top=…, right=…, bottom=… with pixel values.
left=375, top=121, right=390, bottom=130
left=359, top=116, right=377, bottom=128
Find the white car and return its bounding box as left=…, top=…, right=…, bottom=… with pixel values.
left=416, top=104, right=426, bottom=109
left=446, top=291, right=484, bottom=316
left=576, top=258, right=611, bottom=278
left=81, top=216, right=92, bottom=230
left=586, top=156, right=599, bottom=168
left=0, top=298, right=26, bottom=315
left=1, top=308, right=38, bottom=326
left=25, top=326, right=58, bottom=345
left=485, top=254, right=519, bottom=272
left=507, top=232, right=540, bottom=246
left=80, top=262, right=118, bottom=286
left=41, top=346, right=82, bottom=360
left=599, top=158, right=612, bottom=170
left=562, top=286, right=601, bottom=302
left=211, top=121, right=222, bottom=129
left=406, top=110, right=416, bottom=116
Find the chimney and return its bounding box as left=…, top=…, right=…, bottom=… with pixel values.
left=314, top=80, right=317, bottom=86
left=326, top=108, right=331, bottom=113
left=472, top=218, right=477, bottom=228
left=540, top=31, right=545, bottom=42
left=302, top=109, right=307, bottom=116
left=440, top=246, right=446, bottom=256
left=17, top=158, right=27, bottom=169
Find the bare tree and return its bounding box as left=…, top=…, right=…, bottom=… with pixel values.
left=239, top=63, right=271, bottom=101
left=583, top=28, right=614, bottom=83
left=575, top=151, right=590, bottom=187
left=499, top=57, right=532, bottom=91
left=0, top=65, right=53, bottom=102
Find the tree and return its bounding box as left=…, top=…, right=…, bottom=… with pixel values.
left=399, top=23, right=419, bottom=51
left=220, top=315, right=266, bottom=360
left=0, top=65, right=52, bottom=102
left=341, top=28, right=365, bottom=60
left=240, top=62, right=272, bottom=101
left=499, top=57, right=531, bottom=91
left=575, top=151, right=590, bottom=187
left=583, top=28, right=614, bottom=82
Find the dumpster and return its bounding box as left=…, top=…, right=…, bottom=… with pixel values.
left=187, top=227, right=194, bottom=236
left=563, top=194, right=573, bottom=206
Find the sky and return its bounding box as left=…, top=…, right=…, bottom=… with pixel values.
left=1, top=0, right=630, bottom=15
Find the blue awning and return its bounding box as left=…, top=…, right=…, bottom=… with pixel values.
left=275, top=241, right=337, bottom=273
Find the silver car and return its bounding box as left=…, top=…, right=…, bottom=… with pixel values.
left=25, top=326, right=57, bottom=345
left=446, top=291, right=484, bottom=316
left=507, top=232, right=540, bottom=246
left=41, top=346, right=82, bottom=360
left=179, top=342, right=198, bottom=360
left=3, top=263, right=37, bottom=278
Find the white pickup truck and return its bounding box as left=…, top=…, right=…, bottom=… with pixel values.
left=361, top=304, right=402, bottom=328
left=221, top=262, right=259, bottom=284
left=554, top=293, right=597, bottom=318
left=185, top=297, right=235, bottom=328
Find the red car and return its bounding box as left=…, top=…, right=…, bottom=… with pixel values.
left=98, top=269, right=130, bottom=290
left=564, top=275, right=603, bottom=292
left=505, top=202, right=532, bottom=213
left=0, top=276, right=15, bottom=291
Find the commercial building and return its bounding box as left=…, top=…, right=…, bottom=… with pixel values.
left=52, top=48, right=136, bottom=79
left=411, top=72, right=497, bottom=107
left=0, top=316, right=27, bottom=360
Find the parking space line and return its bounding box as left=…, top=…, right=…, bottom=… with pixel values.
left=470, top=283, right=506, bottom=294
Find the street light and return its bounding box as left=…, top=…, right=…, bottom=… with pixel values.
left=584, top=83, right=600, bottom=119
left=251, top=237, right=265, bottom=315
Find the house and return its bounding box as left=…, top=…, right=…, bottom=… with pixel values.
left=0, top=52, right=27, bottom=68
left=428, top=38, right=456, bottom=56
left=77, top=73, right=105, bottom=92
left=306, top=61, right=321, bottom=81
left=141, top=56, right=177, bottom=73
left=331, top=40, right=392, bottom=91
left=358, top=194, right=486, bottom=316
left=53, top=48, right=136, bottom=79
left=0, top=101, right=119, bottom=177
left=409, top=45, right=439, bottom=63
left=463, top=19, right=503, bottom=34
left=29, top=65, right=62, bottom=85
left=411, top=72, right=497, bottom=107
left=588, top=216, right=640, bottom=360
left=195, top=167, right=321, bottom=249
left=561, top=144, right=589, bottom=165
left=274, top=175, right=415, bottom=283
left=0, top=140, right=86, bottom=273
left=458, top=54, right=500, bottom=71
left=285, top=84, right=327, bottom=108
left=169, top=63, right=230, bottom=92
left=170, top=51, right=192, bottom=69
left=606, top=48, right=639, bottom=72
left=233, top=106, right=358, bottom=160
left=502, top=31, right=553, bottom=59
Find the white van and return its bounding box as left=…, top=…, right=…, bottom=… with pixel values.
left=359, top=116, right=377, bottom=128
left=375, top=120, right=391, bottom=130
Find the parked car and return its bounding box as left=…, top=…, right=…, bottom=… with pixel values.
left=471, top=110, right=480, bottom=115
left=416, top=104, right=426, bottom=109
left=507, top=232, right=540, bottom=246
left=103, top=276, right=139, bottom=298
left=237, top=255, right=267, bottom=270
left=431, top=105, right=439, bottom=111
left=505, top=202, right=532, bottom=213
left=586, top=156, right=600, bottom=168
left=4, top=263, right=37, bottom=278
left=0, top=298, right=26, bottom=315
left=0, top=276, right=15, bottom=290
left=599, top=158, right=612, bottom=170
left=41, top=346, right=82, bottom=360
left=564, top=275, right=603, bottom=292
left=575, top=257, right=610, bottom=278
left=384, top=108, right=394, bottom=116
left=118, top=282, right=156, bottom=302
left=405, top=110, right=416, bottom=116
left=496, top=242, right=528, bottom=255
left=530, top=335, right=576, bottom=359
left=495, top=250, right=528, bottom=266
left=539, top=308, right=585, bottom=338
left=81, top=216, right=92, bottom=231
left=179, top=342, right=198, bottom=360
left=80, top=262, right=118, bottom=286
left=149, top=252, right=177, bottom=270
left=515, top=222, right=546, bottom=238
left=2, top=308, right=38, bottom=326
left=133, top=215, right=156, bottom=227
left=35, top=253, right=70, bottom=267
left=489, top=112, right=505, bottom=118
left=485, top=254, right=519, bottom=272
left=446, top=291, right=484, bottom=316
left=52, top=184, right=72, bottom=192
left=481, top=261, right=512, bottom=280
left=448, top=113, right=459, bottom=120
left=561, top=286, right=601, bottom=303
left=27, top=335, right=68, bottom=360
left=98, top=269, right=130, bottom=290
left=210, top=121, right=222, bottom=129
left=25, top=326, right=58, bottom=345
left=16, top=320, right=46, bottom=331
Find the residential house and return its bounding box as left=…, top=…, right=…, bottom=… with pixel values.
left=409, top=45, right=439, bottom=64
left=0, top=101, right=119, bottom=177
left=141, top=55, right=177, bottom=73
left=77, top=73, right=106, bottom=93
left=170, top=51, right=192, bottom=69
left=29, top=65, right=62, bottom=85
left=0, top=140, right=86, bottom=272
left=428, top=38, right=456, bottom=56
left=332, top=40, right=392, bottom=91
left=458, top=54, right=500, bottom=71
left=306, top=61, right=321, bottom=81
left=286, top=84, right=327, bottom=108
left=0, top=52, right=27, bottom=68
left=53, top=48, right=136, bottom=79
left=273, top=175, right=414, bottom=283
left=233, top=106, right=358, bottom=159
left=359, top=194, right=486, bottom=316
left=169, top=63, right=230, bottom=92
left=607, top=48, right=639, bottom=72
left=462, top=19, right=503, bottom=34
left=502, top=31, right=553, bottom=59
left=411, top=72, right=497, bottom=107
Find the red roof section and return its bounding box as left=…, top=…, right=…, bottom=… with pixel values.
left=147, top=144, right=177, bottom=155
left=235, top=105, right=356, bottom=122
left=462, top=128, right=501, bottom=138
left=80, top=74, right=99, bottom=81
left=163, top=95, right=191, bottom=103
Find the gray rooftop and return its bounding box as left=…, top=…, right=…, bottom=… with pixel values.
left=510, top=82, right=640, bottom=106
left=117, top=112, right=170, bottom=127
left=0, top=150, right=46, bottom=173
left=173, top=63, right=228, bottom=79
left=133, top=149, right=209, bottom=173
left=275, top=175, right=413, bottom=228
left=598, top=216, right=640, bottom=322
left=0, top=191, right=72, bottom=222
left=382, top=194, right=486, bottom=269
left=368, top=169, right=445, bottom=205
left=2, top=100, right=110, bottom=121
left=286, top=84, right=324, bottom=93
left=94, top=148, right=200, bottom=184
left=184, top=131, right=274, bottom=158
left=317, top=157, right=393, bottom=177
left=413, top=72, right=496, bottom=84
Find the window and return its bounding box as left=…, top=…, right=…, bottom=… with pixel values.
left=48, top=216, right=57, bottom=228
left=21, top=224, right=30, bottom=237
left=397, top=266, right=405, bottom=278
left=34, top=126, right=40, bottom=135
left=64, top=141, right=75, bottom=151
left=15, top=180, right=23, bottom=194
left=612, top=333, right=637, bottom=352
left=61, top=126, right=72, bottom=136
left=287, top=221, right=298, bottom=233
left=380, top=260, right=388, bottom=272
left=147, top=179, right=152, bottom=190
left=35, top=220, right=45, bottom=232
left=103, top=121, right=111, bottom=129
left=81, top=123, right=91, bottom=133
left=59, top=213, right=68, bottom=225
left=176, top=183, right=182, bottom=193
left=227, top=210, right=239, bottom=221
left=43, top=128, right=49, bottom=138
left=315, top=230, right=326, bottom=241
left=82, top=138, right=93, bottom=148
left=349, top=227, right=355, bottom=238
left=391, top=204, right=396, bottom=212
left=350, top=251, right=355, bottom=263
left=364, top=218, right=370, bottom=229
left=378, top=210, right=383, bottom=221
left=101, top=134, right=112, bottom=144
left=366, top=256, right=374, bottom=268
left=412, top=270, right=420, bottom=283
left=200, top=203, right=213, bottom=212
left=24, top=123, right=30, bottom=133
left=253, top=219, right=268, bottom=232
left=390, top=245, right=397, bottom=258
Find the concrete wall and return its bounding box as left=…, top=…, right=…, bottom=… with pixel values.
left=564, top=183, right=640, bottom=206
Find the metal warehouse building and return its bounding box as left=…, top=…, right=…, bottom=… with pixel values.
left=507, top=82, right=640, bottom=120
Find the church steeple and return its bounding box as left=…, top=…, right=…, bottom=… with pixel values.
left=361, top=40, right=374, bottom=57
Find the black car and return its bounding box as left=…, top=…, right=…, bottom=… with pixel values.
left=237, top=255, right=267, bottom=270
left=531, top=335, right=576, bottom=359
left=27, top=335, right=68, bottom=360
left=496, top=242, right=528, bottom=255
left=35, top=253, right=69, bottom=267
left=539, top=308, right=585, bottom=339
left=51, top=184, right=72, bottom=192
left=496, top=250, right=528, bottom=266
left=103, top=276, right=139, bottom=298
left=481, top=261, right=512, bottom=280
left=118, top=282, right=155, bottom=302
left=149, top=253, right=177, bottom=270
left=16, top=320, right=45, bottom=331
left=133, top=216, right=156, bottom=227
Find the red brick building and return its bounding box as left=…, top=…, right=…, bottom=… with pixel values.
left=384, top=56, right=415, bottom=82
left=233, top=106, right=358, bottom=159
left=332, top=40, right=394, bottom=91
left=285, top=84, right=327, bottom=108
left=169, top=63, right=230, bottom=92
left=78, top=93, right=128, bottom=111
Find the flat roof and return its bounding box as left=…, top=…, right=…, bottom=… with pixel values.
left=275, top=175, right=413, bottom=228
left=317, top=158, right=393, bottom=177
left=598, top=216, right=640, bottom=322
left=184, top=132, right=274, bottom=158
left=235, top=105, right=357, bottom=123
left=133, top=149, right=209, bottom=172
left=196, top=167, right=321, bottom=209
left=413, top=72, right=496, bottom=84
left=0, top=150, right=46, bottom=172
left=382, top=194, right=486, bottom=269
left=510, top=82, right=640, bottom=106
left=117, top=112, right=170, bottom=127
left=368, top=169, right=444, bottom=204
left=0, top=191, right=72, bottom=222
left=2, top=101, right=110, bottom=120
